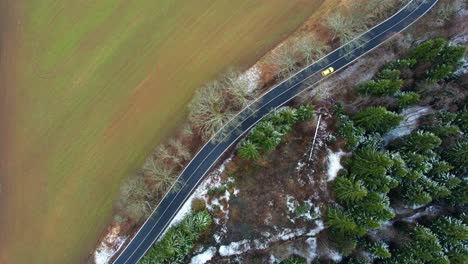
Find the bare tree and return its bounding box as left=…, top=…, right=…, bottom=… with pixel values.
left=223, top=69, right=256, bottom=109
left=181, top=124, right=194, bottom=137
left=437, top=1, right=464, bottom=23
left=294, top=34, right=328, bottom=65
left=155, top=144, right=172, bottom=161
left=188, top=80, right=235, bottom=140
left=118, top=175, right=152, bottom=222
left=142, top=158, right=177, bottom=192
left=169, top=139, right=191, bottom=161
left=269, top=44, right=299, bottom=79
left=326, top=11, right=367, bottom=45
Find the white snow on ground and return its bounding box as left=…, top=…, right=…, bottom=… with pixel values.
left=219, top=240, right=251, bottom=257
left=454, top=59, right=467, bottom=75
left=237, top=66, right=261, bottom=93
left=217, top=218, right=325, bottom=258
left=190, top=247, right=217, bottom=264
left=306, top=237, right=318, bottom=260
left=306, top=220, right=325, bottom=236
left=167, top=157, right=233, bottom=228
left=269, top=255, right=280, bottom=264
left=326, top=149, right=347, bottom=181
left=286, top=195, right=317, bottom=223
left=94, top=225, right=127, bottom=264
left=327, top=250, right=343, bottom=262
left=296, top=160, right=306, bottom=171
left=383, top=106, right=431, bottom=143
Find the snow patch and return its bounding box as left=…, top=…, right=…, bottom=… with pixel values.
left=167, top=157, right=233, bottom=229
left=306, top=237, right=318, bottom=260
left=327, top=250, right=343, bottom=262
left=383, top=106, right=431, bottom=143
left=306, top=220, right=325, bottom=236
left=296, top=160, right=306, bottom=171
left=94, top=225, right=127, bottom=264
left=190, top=247, right=217, bottom=264
left=238, top=66, right=261, bottom=93
left=326, top=149, right=347, bottom=181
left=219, top=240, right=251, bottom=257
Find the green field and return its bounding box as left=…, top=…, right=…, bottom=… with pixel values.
left=0, top=0, right=322, bottom=263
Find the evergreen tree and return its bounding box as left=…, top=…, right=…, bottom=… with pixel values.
left=336, top=114, right=365, bottom=150
left=282, top=256, right=306, bottom=264
left=376, top=69, right=401, bottom=81
left=411, top=225, right=444, bottom=262
left=401, top=151, right=433, bottom=175
left=431, top=216, right=468, bottom=245
left=296, top=104, right=314, bottom=121
left=446, top=178, right=468, bottom=205
left=400, top=131, right=441, bottom=154
left=333, top=176, right=368, bottom=204
left=389, top=153, right=409, bottom=182
left=395, top=92, right=420, bottom=109
left=237, top=140, right=260, bottom=160
left=350, top=148, right=395, bottom=192
left=454, top=107, right=468, bottom=134
left=368, top=241, right=391, bottom=259
left=349, top=192, right=394, bottom=229
left=326, top=207, right=362, bottom=236
left=445, top=140, right=468, bottom=174
left=426, top=64, right=455, bottom=82
left=383, top=58, right=417, bottom=70
left=356, top=79, right=402, bottom=96
left=353, top=106, right=403, bottom=134
left=401, top=177, right=434, bottom=206
left=409, top=38, right=447, bottom=62
left=431, top=216, right=468, bottom=264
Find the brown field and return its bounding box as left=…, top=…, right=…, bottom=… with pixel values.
left=0, top=0, right=325, bottom=263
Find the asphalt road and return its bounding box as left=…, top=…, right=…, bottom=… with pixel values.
left=112, top=0, right=438, bottom=263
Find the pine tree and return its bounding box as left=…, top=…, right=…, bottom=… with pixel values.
left=409, top=38, right=447, bottom=62
left=396, top=92, right=420, bottom=109
left=368, top=241, right=391, bottom=259
left=356, top=79, right=402, bottom=96
left=282, top=256, right=306, bottom=264
left=333, top=176, right=368, bottom=204
left=400, top=131, right=442, bottom=154
left=353, top=106, right=403, bottom=134
left=296, top=104, right=314, bottom=121
left=411, top=225, right=444, bottom=262
left=454, top=107, right=468, bottom=133
left=237, top=140, right=260, bottom=160
left=326, top=207, right=361, bottom=236
left=431, top=216, right=468, bottom=245
left=336, top=114, right=365, bottom=150
left=349, top=192, right=394, bottom=229
left=445, top=140, right=468, bottom=174
left=431, top=216, right=468, bottom=264
left=350, top=148, right=395, bottom=192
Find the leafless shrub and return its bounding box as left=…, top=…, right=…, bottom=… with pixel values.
left=437, top=0, right=464, bottom=22
left=142, top=158, right=177, bottom=192
left=181, top=124, right=194, bottom=137
left=223, top=69, right=256, bottom=109
left=294, top=34, right=328, bottom=65
left=188, top=80, right=235, bottom=140
left=155, top=144, right=172, bottom=161
left=268, top=43, right=300, bottom=79
left=169, top=139, right=191, bottom=161
left=326, top=11, right=367, bottom=45
left=117, top=176, right=152, bottom=223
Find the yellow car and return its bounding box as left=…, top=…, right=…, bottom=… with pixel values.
left=321, top=67, right=334, bottom=77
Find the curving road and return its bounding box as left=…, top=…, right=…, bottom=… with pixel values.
left=112, top=0, right=438, bottom=263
